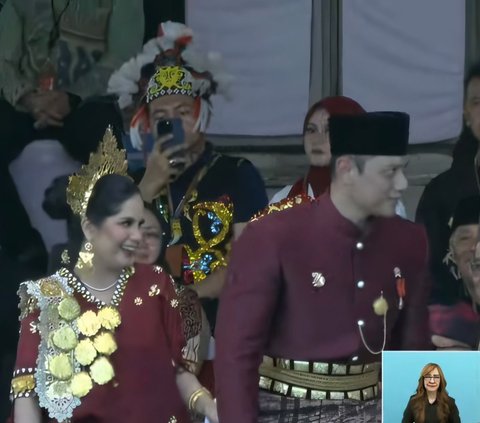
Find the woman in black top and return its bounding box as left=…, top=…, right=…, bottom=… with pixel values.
left=402, top=363, right=461, bottom=423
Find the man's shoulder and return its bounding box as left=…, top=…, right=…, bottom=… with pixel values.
left=376, top=217, right=429, bottom=264
left=379, top=216, right=427, bottom=247
left=247, top=199, right=315, bottom=235
left=423, top=166, right=458, bottom=193
left=211, top=150, right=256, bottom=171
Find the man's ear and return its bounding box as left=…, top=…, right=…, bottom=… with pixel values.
left=335, top=155, right=356, bottom=184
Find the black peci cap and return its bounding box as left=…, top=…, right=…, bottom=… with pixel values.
left=329, top=111, right=410, bottom=156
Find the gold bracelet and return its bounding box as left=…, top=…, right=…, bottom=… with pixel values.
left=188, top=387, right=212, bottom=412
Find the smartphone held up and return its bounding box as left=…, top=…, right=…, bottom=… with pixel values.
left=157, top=118, right=185, bottom=152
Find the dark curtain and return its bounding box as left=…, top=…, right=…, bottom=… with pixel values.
left=143, top=0, right=185, bottom=42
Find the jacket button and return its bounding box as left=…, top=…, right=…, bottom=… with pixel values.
left=357, top=280, right=365, bottom=288
left=356, top=242, right=364, bottom=250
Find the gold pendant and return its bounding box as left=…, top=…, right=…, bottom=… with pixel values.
left=78, top=251, right=94, bottom=269
left=373, top=292, right=389, bottom=316
left=169, top=219, right=182, bottom=245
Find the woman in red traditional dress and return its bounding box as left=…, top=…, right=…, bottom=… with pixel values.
left=11, top=131, right=217, bottom=423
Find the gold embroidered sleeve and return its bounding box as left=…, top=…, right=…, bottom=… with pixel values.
left=177, top=289, right=206, bottom=374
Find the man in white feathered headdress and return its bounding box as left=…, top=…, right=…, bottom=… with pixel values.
left=108, top=21, right=268, bottom=351
left=108, top=21, right=231, bottom=182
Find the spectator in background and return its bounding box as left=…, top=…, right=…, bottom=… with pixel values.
left=108, top=22, right=268, bottom=395
left=0, top=0, right=144, bottom=269
left=429, top=196, right=480, bottom=350
left=108, top=21, right=268, bottom=330
left=416, top=61, right=480, bottom=305
left=270, top=96, right=408, bottom=218
left=135, top=203, right=168, bottom=267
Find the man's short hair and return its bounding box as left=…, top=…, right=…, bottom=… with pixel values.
left=330, top=155, right=369, bottom=179
left=465, top=60, right=480, bottom=94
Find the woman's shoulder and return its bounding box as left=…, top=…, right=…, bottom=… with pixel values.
left=18, top=272, right=69, bottom=319
left=447, top=395, right=458, bottom=405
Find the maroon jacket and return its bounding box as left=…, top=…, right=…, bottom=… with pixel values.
left=215, top=193, right=431, bottom=423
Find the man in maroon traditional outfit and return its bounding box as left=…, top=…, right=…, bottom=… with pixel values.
left=215, top=112, right=432, bottom=422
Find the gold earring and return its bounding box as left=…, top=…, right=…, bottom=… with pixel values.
left=61, top=249, right=70, bottom=265
left=77, top=242, right=94, bottom=270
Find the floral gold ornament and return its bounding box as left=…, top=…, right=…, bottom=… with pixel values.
left=61, top=249, right=70, bottom=265
left=77, top=242, right=94, bottom=270
left=90, top=357, right=115, bottom=385
left=40, top=278, right=64, bottom=297
left=134, top=297, right=143, bottom=306
left=70, top=372, right=93, bottom=398
left=170, top=299, right=179, bottom=308
left=75, top=339, right=98, bottom=366
left=77, top=310, right=101, bottom=337
left=98, top=306, right=121, bottom=330
left=66, top=127, right=129, bottom=218
left=93, top=332, right=117, bottom=356
left=58, top=297, right=81, bottom=321
left=48, top=354, right=73, bottom=380
left=149, top=284, right=161, bottom=296
left=47, top=381, right=71, bottom=398
left=52, top=326, right=78, bottom=351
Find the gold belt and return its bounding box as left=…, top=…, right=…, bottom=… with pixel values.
left=259, top=357, right=380, bottom=401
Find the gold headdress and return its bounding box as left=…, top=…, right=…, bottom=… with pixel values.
left=66, top=127, right=129, bottom=217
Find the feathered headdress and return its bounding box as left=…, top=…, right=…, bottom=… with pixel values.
left=66, top=127, right=129, bottom=217
left=107, top=21, right=233, bottom=150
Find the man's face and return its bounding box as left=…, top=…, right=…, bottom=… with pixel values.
left=348, top=156, right=408, bottom=217
left=451, top=224, right=480, bottom=303
left=464, top=77, right=480, bottom=141
left=148, top=94, right=201, bottom=150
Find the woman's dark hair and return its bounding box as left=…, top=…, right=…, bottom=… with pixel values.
left=454, top=60, right=480, bottom=165
left=66, top=174, right=140, bottom=270
left=464, top=60, right=480, bottom=94
left=143, top=201, right=170, bottom=272
left=302, top=96, right=365, bottom=134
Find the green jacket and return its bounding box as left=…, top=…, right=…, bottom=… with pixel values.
left=0, top=0, right=144, bottom=107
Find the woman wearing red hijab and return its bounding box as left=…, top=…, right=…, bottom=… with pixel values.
left=270, top=96, right=407, bottom=218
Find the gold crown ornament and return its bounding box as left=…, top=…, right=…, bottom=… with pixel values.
left=66, top=127, right=129, bottom=217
